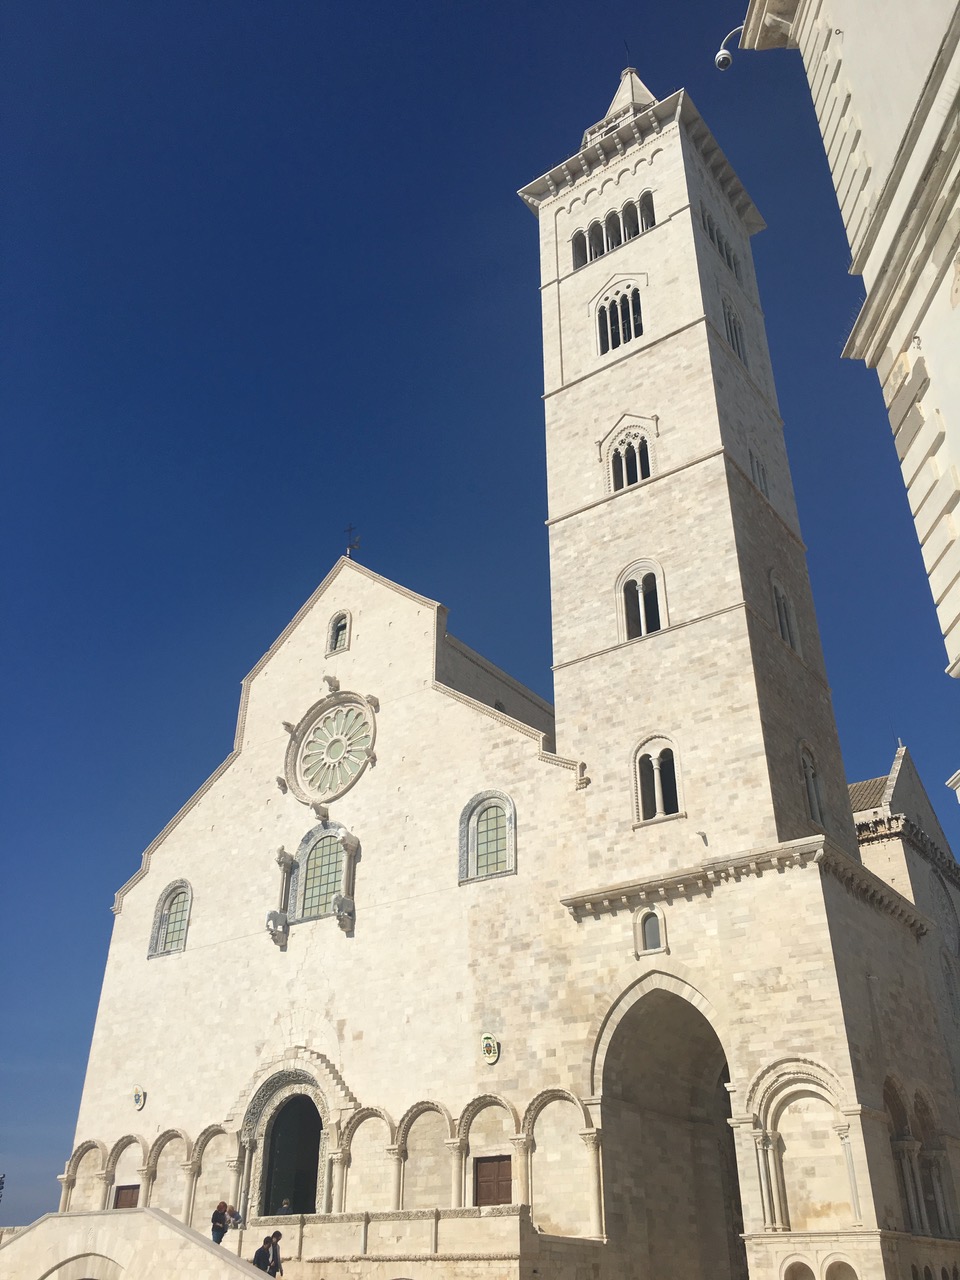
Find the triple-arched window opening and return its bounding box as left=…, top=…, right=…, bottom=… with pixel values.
left=636, top=739, right=681, bottom=822
left=612, top=437, right=650, bottom=491
left=598, top=286, right=643, bottom=355
left=572, top=192, right=655, bottom=270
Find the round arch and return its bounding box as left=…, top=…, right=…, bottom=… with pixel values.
left=341, top=1106, right=397, bottom=1152
left=243, top=1070, right=332, bottom=1217
left=745, top=1057, right=846, bottom=1131
left=66, top=1139, right=107, bottom=1181
left=146, top=1128, right=193, bottom=1170
left=105, top=1135, right=148, bottom=1176
left=456, top=1094, right=521, bottom=1142
left=396, top=1101, right=454, bottom=1157
left=39, top=1254, right=124, bottom=1280
left=521, top=1089, right=591, bottom=1138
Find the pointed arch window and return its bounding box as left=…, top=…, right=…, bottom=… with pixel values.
left=750, top=449, right=769, bottom=498
left=148, top=881, right=192, bottom=957
left=801, top=746, right=825, bottom=826
left=635, top=738, right=682, bottom=823
left=598, top=286, right=642, bottom=355
left=459, top=790, right=517, bottom=883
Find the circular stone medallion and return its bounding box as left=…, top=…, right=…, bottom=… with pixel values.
left=285, top=693, right=376, bottom=804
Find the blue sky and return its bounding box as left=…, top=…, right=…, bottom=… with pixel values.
left=2, top=0, right=958, bottom=1227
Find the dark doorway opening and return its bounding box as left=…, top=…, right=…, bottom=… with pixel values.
left=602, top=989, right=746, bottom=1280
left=113, top=1184, right=139, bottom=1208
left=264, top=1094, right=322, bottom=1214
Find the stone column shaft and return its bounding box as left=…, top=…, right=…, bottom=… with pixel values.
left=579, top=1130, right=603, bottom=1238
left=445, top=1139, right=466, bottom=1209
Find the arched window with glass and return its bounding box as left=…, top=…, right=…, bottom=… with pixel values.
left=618, top=560, right=666, bottom=643
left=327, top=610, right=351, bottom=654
left=149, top=880, right=193, bottom=957
left=301, top=834, right=344, bottom=919
left=459, top=790, right=517, bottom=883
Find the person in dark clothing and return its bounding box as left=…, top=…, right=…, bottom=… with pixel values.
left=210, top=1201, right=228, bottom=1244
left=268, top=1229, right=284, bottom=1277
left=253, top=1237, right=273, bottom=1271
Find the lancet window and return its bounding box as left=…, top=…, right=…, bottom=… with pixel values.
left=598, top=286, right=643, bottom=354
left=773, top=580, right=799, bottom=653
left=801, top=747, right=825, bottom=826
left=624, top=574, right=661, bottom=639
left=611, top=436, right=651, bottom=491
left=701, top=203, right=742, bottom=281
left=723, top=298, right=747, bottom=365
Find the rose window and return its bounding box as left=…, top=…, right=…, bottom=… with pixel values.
left=285, top=693, right=377, bottom=804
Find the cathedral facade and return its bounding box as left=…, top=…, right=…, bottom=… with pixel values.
left=7, top=69, right=960, bottom=1280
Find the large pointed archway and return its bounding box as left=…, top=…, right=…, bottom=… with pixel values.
left=601, top=986, right=747, bottom=1280
left=263, top=1094, right=322, bottom=1214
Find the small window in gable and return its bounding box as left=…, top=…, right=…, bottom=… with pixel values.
left=801, top=746, right=825, bottom=827
left=635, top=738, right=682, bottom=823
left=149, top=881, right=192, bottom=957
left=634, top=906, right=667, bottom=956
left=327, top=611, right=351, bottom=655
left=459, top=790, right=517, bottom=883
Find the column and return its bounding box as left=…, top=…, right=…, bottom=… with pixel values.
left=444, top=1138, right=466, bottom=1209
left=931, top=1155, right=951, bottom=1236
left=905, top=1140, right=931, bottom=1235
left=330, top=1150, right=348, bottom=1214
left=753, top=1132, right=774, bottom=1229
left=239, top=1141, right=255, bottom=1223
left=227, top=1156, right=243, bottom=1214
left=509, top=1135, right=531, bottom=1205
left=767, top=1134, right=788, bottom=1231
left=894, top=1140, right=923, bottom=1233
left=137, top=1166, right=156, bottom=1208
left=651, top=757, right=664, bottom=817
left=181, top=1161, right=200, bottom=1226
left=57, top=1173, right=75, bottom=1213
left=387, top=1146, right=403, bottom=1211
left=834, top=1126, right=862, bottom=1225
left=97, top=1171, right=114, bottom=1211
left=579, top=1130, right=604, bottom=1238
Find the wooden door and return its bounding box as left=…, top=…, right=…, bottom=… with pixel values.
left=113, top=1185, right=139, bottom=1208
left=474, top=1155, right=512, bottom=1206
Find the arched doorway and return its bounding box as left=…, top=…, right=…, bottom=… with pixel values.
left=601, top=988, right=747, bottom=1280
left=263, top=1094, right=322, bottom=1214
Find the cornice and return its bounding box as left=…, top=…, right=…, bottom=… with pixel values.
left=518, top=91, right=763, bottom=234
left=560, top=837, right=929, bottom=938
left=855, top=812, right=960, bottom=894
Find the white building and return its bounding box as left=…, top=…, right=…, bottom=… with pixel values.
left=740, top=1, right=960, bottom=706
left=4, top=68, right=960, bottom=1280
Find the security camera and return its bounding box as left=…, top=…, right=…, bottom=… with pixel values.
left=713, top=25, right=743, bottom=72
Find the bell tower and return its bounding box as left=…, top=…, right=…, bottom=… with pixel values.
left=519, top=70, right=856, bottom=871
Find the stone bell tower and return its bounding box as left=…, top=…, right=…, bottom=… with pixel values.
left=519, top=68, right=856, bottom=874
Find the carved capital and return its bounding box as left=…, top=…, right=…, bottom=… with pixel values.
left=96, top=1171, right=115, bottom=1185
left=444, top=1138, right=468, bottom=1156
left=226, top=1158, right=244, bottom=1173
left=57, top=1174, right=76, bottom=1188
left=329, top=1149, right=350, bottom=1168
left=386, top=1145, right=404, bottom=1164
left=509, top=1134, right=532, bottom=1154
left=181, top=1160, right=201, bottom=1176
left=578, top=1129, right=602, bottom=1151
left=137, top=1166, right=156, bottom=1184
